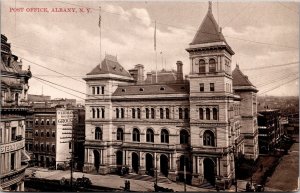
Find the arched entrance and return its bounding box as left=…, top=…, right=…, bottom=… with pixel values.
left=160, top=154, right=169, bottom=177
left=203, top=158, right=215, bottom=185
left=146, top=153, right=154, bottom=176
left=93, top=150, right=100, bottom=173
left=178, top=155, right=192, bottom=184
left=116, top=151, right=123, bottom=174
left=132, top=152, right=139, bottom=174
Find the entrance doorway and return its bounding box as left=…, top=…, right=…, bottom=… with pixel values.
left=146, top=153, right=154, bottom=176
left=178, top=155, right=192, bottom=184
left=116, top=151, right=123, bottom=174
left=160, top=154, right=169, bottom=177
left=203, top=158, right=215, bottom=185
left=93, top=150, right=100, bottom=173
left=132, top=152, right=139, bottom=174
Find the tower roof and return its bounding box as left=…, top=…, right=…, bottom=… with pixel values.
left=86, top=55, right=132, bottom=78
left=191, top=2, right=226, bottom=45
left=232, top=65, right=257, bottom=92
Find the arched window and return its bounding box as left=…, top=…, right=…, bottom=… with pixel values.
left=146, top=129, right=154, bottom=143
left=46, top=120, right=50, bottom=125
left=52, top=132, right=55, bottom=137
left=101, top=108, right=105, bottom=118
left=160, top=108, right=164, bottom=119
left=146, top=108, right=150, bottom=119
left=213, top=108, right=218, bottom=120
left=52, top=145, right=55, bottom=152
left=95, top=127, right=102, bottom=140
left=46, top=144, right=49, bottom=152
left=184, top=108, right=189, bottom=119
left=97, top=108, right=100, bottom=118
left=35, top=144, right=39, bottom=151
left=121, top=108, right=124, bottom=118
left=132, top=128, right=140, bottom=142
left=92, top=108, right=95, bottom=118
left=166, top=108, right=170, bottom=119
left=46, top=132, right=50, bottom=137
left=41, top=144, right=44, bottom=151
left=203, top=130, right=215, bottom=146
left=41, top=119, right=44, bottom=125
left=199, top=108, right=204, bottom=120
left=35, top=131, right=38, bottom=136
left=116, top=108, right=119, bottom=119
left=161, top=129, right=169, bottom=143
left=209, top=58, right=216, bottom=72
left=137, top=108, right=141, bottom=119
left=180, top=130, right=189, bottom=144
left=179, top=108, right=183, bottom=119
left=41, top=131, right=44, bottom=137
left=199, top=59, right=205, bottom=73
left=132, top=108, right=136, bottom=118
left=117, top=128, right=123, bottom=141
left=206, top=108, right=211, bottom=120
left=151, top=108, right=155, bottom=119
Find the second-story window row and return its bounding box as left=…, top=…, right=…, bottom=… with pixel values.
left=91, top=107, right=105, bottom=119
left=91, top=86, right=105, bottom=95
left=199, top=107, right=218, bottom=120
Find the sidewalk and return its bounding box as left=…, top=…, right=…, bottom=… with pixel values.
left=26, top=167, right=215, bottom=192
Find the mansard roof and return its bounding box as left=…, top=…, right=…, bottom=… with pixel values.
left=86, top=55, right=132, bottom=78
left=232, top=65, right=258, bottom=92
left=113, top=83, right=189, bottom=96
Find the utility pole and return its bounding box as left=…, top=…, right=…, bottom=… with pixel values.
left=184, top=157, right=186, bottom=192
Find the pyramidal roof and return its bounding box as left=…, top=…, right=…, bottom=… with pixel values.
left=86, top=55, right=132, bottom=78
left=190, top=2, right=227, bottom=45
left=232, top=65, right=255, bottom=87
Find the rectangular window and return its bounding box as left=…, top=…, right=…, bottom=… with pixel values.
left=210, top=83, right=215, bottom=91
left=97, top=87, right=100, bottom=95
left=11, top=127, right=16, bottom=141
left=11, top=153, right=15, bottom=170
left=0, top=128, right=2, bottom=143
left=166, top=108, right=170, bottom=119
left=92, top=87, right=95, bottom=95
left=69, top=142, right=72, bottom=149
left=101, top=86, right=104, bottom=94
left=200, top=83, right=204, bottom=92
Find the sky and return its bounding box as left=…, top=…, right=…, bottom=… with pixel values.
left=1, top=0, right=299, bottom=102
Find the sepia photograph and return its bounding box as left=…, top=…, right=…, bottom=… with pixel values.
left=0, top=0, right=299, bottom=192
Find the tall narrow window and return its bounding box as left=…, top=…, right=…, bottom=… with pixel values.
left=184, top=108, right=189, bottom=119
left=209, top=58, right=216, bottom=72
left=92, top=108, right=95, bottom=119
left=117, top=128, right=124, bottom=141
left=97, top=108, right=100, bottom=118
left=92, top=87, right=95, bottom=95
left=146, top=108, right=150, bottom=119
left=210, top=83, right=215, bottom=92
left=151, top=108, right=155, bottom=119
left=101, top=86, right=104, bottom=94
left=213, top=108, right=218, bottom=120
left=200, top=83, right=204, bottom=92
left=180, top=130, right=189, bottom=144
left=102, top=108, right=105, bottom=118
left=166, top=108, right=170, bottom=119
left=95, top=127, right=102, bottom=140
left=11, top=127, right=16, bottom=141
left=160, top=108, right=164, bottom=119
left=121, top=108, right=124, bottom=118
left=199, top=108, right=204, bottom=120
left=179, top=108, right=183, bottom=119
left=199, top=59, right=205, bottom=73
left=132, top=128, right=140, bottom=142
left=161, top=129, right=169, bottom=143
left=206, top=108, right=211, bottom=120
left=10, top=153, right=15, bottom=170
left=116, top=108, right=119, bottom=119
left=132, top=108, right=136, bottom=119
left=97, top=87, right=100, bottom=95
left=146, top=129, right=154, bottom=143
left=137, top=108, right=141, bottom=119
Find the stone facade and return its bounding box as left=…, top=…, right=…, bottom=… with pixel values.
left=82, top=3, right=257, bottom=189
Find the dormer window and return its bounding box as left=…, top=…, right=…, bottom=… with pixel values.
left=139, top=88, right=144, bottom=92
left=181, top=87, right=185, bottom=90
left=160, top=87, right=165, bottom=91
left=121, top=89, right=126, bottom=92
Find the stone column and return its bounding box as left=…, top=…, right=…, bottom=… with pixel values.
left=203, top=108, right=206, bottom=120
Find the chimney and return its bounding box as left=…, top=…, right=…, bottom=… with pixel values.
left=146, top=72, right=152, bottom=84
left=176, top=61, right=183, bottom=81
left=135, top=64, right=144, bottom=84
left=129, top=69, right=138, bottom=82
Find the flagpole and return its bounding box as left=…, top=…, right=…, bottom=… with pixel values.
left=154, top=20, right=157, bottom=83
left=99, top=6, right=102, bottom=68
